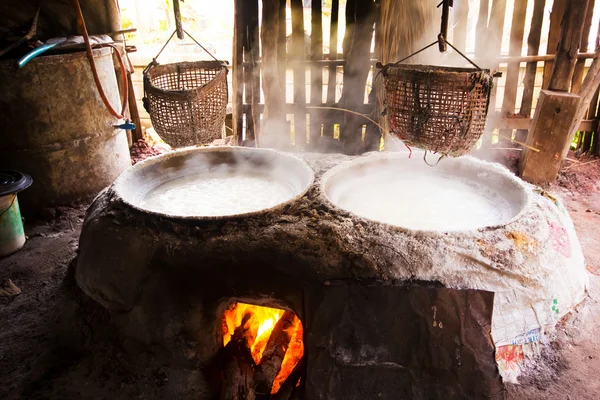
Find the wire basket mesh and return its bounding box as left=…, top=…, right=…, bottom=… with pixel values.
left=143, top=60, right=228, bottom=148
left=382, top=64, right=493, bottom=157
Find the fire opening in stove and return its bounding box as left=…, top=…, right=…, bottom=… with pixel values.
left=222, top=302, right=304, bottom=394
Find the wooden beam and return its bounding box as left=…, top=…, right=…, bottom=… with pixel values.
left=516, top=0, right=545, bottom=142
left=543, top=0, right=566, bottom=88
left=548, top=0, right=589, bottom=91
left=241, top=52, right=598, bottom=67
left=519, top=90, right=581, bottom=184
left=487, top=113, right=594, bottom=131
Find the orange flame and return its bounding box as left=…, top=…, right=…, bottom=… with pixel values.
left=222, top=302, right=304, bottom=394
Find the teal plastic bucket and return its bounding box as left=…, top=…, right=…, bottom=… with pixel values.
left=0, top=171, right=32, bottom=257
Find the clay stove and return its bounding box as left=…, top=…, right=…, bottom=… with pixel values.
left=74, top=147, right=588, bottom=399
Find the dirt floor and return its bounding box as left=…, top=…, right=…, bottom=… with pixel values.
left=1, top=153, right=599, bottom=399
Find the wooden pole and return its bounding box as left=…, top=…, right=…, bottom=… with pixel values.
left=364, top=1, right=382, bottom=152
left=290, top=0, right=306, bottom=147
left=586, top=87, right=600, bottom=152
left=453, top=0, right=469, bottom=52
left=543, top=0, right=567, bottom=88
left=500, top=0, right=528, bottom=141
left=244, top=0, right=260, bottom=144
left=475, top=0, right=489, bottom=58
left=232, top=0, right=244, bottom=145
left=310, top=0, right=324, bottom=146
left=488, top=0, right=507, bottom=58
left=571, top=0, right=596, bottom=93
left=516, top=0, right=546, bottom=142
left=338, top=0, right=377, bottom=154
left=277, top=0, right=288, bottom=140
left=324, top=0, right=339, bottom=139
left=521, top=27, right=600, bottom=183
left=126, top=71, right=143, bottom=143
left=548, top=0, right=589, bottom=91
left=260, top=0, right=286, bottom=147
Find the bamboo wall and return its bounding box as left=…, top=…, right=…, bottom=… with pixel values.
left=229, top=0, right=600, bottom=155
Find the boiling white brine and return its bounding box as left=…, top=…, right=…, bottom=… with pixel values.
left=140, top=172, right=296, bottom=216
left=336, top=171, right=511, bottom=231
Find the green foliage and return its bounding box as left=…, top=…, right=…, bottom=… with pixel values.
left=159, top=20, right=168, bottom=32
left=571, top=131, right=581, bottom=150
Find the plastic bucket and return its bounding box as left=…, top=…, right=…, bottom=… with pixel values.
left=0, top=170, right=32, bottom=257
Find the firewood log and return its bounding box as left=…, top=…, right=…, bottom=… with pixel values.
left=271, top=357, right=304, bottom=400
left=254, top=310, right=295, bottom=398
left=220, top=313, right=257, bottom=400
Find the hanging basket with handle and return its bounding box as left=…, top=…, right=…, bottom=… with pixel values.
left=143, top=30, right=229, bottom=148
left=377, top=0, right=495, bottom=158
left=379, top=59, right=493, bottom=157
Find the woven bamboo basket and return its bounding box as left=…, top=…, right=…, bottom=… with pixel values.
left=381, top=64, right=493, bottom=157
left=143, top=60, right=228, bottom=148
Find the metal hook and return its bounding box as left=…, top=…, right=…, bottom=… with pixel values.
left=423, top=150, right=445, bottom=167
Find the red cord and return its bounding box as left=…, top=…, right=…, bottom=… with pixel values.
left=99, top=43, right=129, bottom=117
left=72, top=0, right=128, bottom=119
left=404, top=142, right=413, bottom=158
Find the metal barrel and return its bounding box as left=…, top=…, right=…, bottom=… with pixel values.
left=0, top=47, right=131, bottom=210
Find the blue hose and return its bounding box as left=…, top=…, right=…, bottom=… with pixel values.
left=17, top=43, right=58, bottom=68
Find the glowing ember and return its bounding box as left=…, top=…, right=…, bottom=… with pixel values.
left=222, top=302, right=304, bottom=394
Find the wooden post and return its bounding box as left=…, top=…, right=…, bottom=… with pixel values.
left=519, top=90, right=581, bottom=183
left=290, top=0, right=306, bottom=147
left=478, top=0, right=506, bottom=146
left=324, top=0, right=340, bottom=139
left=516, top=0, right=546, bottom=142
left=453, top=0, right=469, bottom=51
left=244, top=0, right=260, bottom=144
left=542, top=0, right=566, bottom=88
left=592, top=101, right=600, bottom=155
left=260, top=0, right=286, bottom=147
left=499, top=0, right=528, bottom=141
left=310, top=0, right=323, bottom=146
left=232, top=0, right=244, bottom=145
left=338, top=0, right=377, bottom=154
left=586, top=87, right=600, bottom=151
left=126, top=71, right=143, bottom=143
left=548, top=0, right=589, bottom=91
left=571, top=0, right=596, bottom=93
left=488, top=0, right=507, bottom=58
left=277, top=0, right=288, bottom=141
left=474, top=0, right=489, bottom=58
left=521, top=31, right=600, bottom=183
left=364, top=1, right=382, bottom=152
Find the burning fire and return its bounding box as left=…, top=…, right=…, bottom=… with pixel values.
left=222, top=302, right=304, bottom=394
